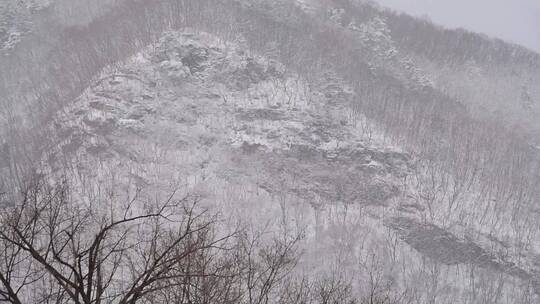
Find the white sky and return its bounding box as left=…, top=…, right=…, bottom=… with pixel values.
left=372, top=0, right=540, bottom=53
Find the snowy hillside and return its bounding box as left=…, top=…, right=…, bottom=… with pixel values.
left=1, top=0, right=540, bottom=303
left=38, top=29, right=539, bottom=303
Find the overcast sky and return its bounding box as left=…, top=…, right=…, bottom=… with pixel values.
left=372, top=0, right=540, bottom=53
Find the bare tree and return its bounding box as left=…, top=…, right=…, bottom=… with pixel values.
left=0, top=176, right=235, bottom=304
left=0, top=176, right=329, bottom=304
left=240, top=225, right=303, bottom=304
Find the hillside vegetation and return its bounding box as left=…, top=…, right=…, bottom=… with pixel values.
left=1, top=0, right=539, bottom=303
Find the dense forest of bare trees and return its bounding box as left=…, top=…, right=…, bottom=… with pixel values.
left=1, top=0, right=539, bottom=302
left=0, top=175, right=400, bottom=303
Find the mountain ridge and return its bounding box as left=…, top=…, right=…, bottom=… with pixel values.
left=1, top=1, right=540, bottom=302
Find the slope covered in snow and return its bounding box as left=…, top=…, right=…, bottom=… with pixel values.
left=1, top=0, right=540, bottom=302
left=0, top=0, right=53, bottom=48
left=41, top=30, right=540, bottom=303
left=319, top=0, right=540, bottom=139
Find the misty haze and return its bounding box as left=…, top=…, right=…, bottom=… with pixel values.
left=1, top=1, right=540, bottom=303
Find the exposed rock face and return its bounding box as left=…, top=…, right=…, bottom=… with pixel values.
left=386, top=217, right=534, bottom=281
left=48, top=30, right=407, bottom=205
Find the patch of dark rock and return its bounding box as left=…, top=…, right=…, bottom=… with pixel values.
left=74, top=109, right=86, bottom=116
left=245, top=59, right=269, bottom=81
left=128, top=113, right=144, bottom=120
left=397, top=202, right=425, bottom=214
left=369, top=150, right=410, bottom=176
left=266, top=65, right=284, bottom=79
left=256, top=151, right=398, bottom=206
left=306, top=126, right=333, bottom=143
left=305, top=174, right=396, bottom=206
left=83, top=117, right=117, bottom=135
left=236, top=109, right=286, bottom=121
left=89, top=101, right=106, bottom=110
left=386, top=217, right=536, bottom=288
left=199, top=135, right=217, bottom=147
left=318, top=147, right=407, bottom=178
left=363, top=181, right=399, bottom=205
left=228, top=58, right=274, bottom=89
left=241, top=141, right=263, bottom=155
left=181, top=47, right=209, bottom=74
left=266, top=130, right=281, bottom=139
left=175, top=140, right=190, bottom=151
left=329, top=147, right=372, bottom=164
left=304, top=120, right=348, bottom=143
left=286, top=144, right=324, bottom=161
left=322, top=150, right=339, bottom=161
left=203, top=93, right=221, bottom=99
left=387, top=217, right=497, bottom=266
left=60, top=136, right=83, bottom=155
left=151, top=49, right=170, bottom=63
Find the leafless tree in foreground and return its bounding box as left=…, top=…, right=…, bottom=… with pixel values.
left=0, top=175, right=399, bottom=303
left=0, top=176, right=304, bottom=304
left=0, top=176, right=238, bottom=304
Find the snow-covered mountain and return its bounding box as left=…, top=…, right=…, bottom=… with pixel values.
left=39, top=28, right=539, bottom=302
left=2, top=0, right=540, bottom=303
left=309, top=0, right=540, bottom=136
